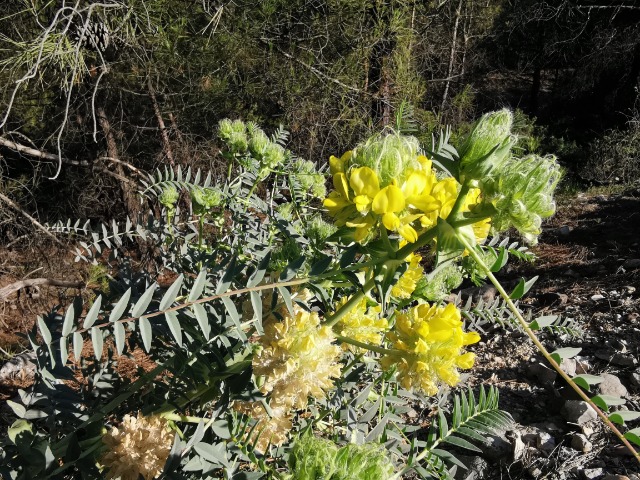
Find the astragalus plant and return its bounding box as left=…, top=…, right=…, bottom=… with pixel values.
left=3, top=111, right=639, bottom=480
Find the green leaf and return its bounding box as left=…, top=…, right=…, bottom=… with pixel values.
left=550, top=347, right=581, bottom=364
left=339, top=244, right=358, bottom=269
left=624, top=428, right=640, bottom=447
left=573, top=374, right=603, bottom=392
left=529, top=315, right=558, bottom=330
left=109, top=288, right=131, bottom=323
left=444, top=435, right=482, bottom=453
left=247, top=252, right=271, bottom=288
left=189, top=269, right=208, bottom=302
left=222, top=296, right=246, bottom=341
left=277, top=286, right=294, bottom=318
left=250, top=291, right=263, bottom=335
left=59, top=337, right=69, bottom=365
left=8, top=419, right=32, bottom=443
left=139, top=316, right=152, bottom=352
left=165, top=311, right=182, bottom=347
left=309, top=255, right=331, bottom=276
left=62, top=303, right=76, bottom=337
left=91, top=327, right=103, bottom=361
left=83, top=295, right=102, bottom=328
left=192, top=304, right=211, bottom=339
left=280, top=256, right=305, bottom=281
left=194, top=442, right=228, bottom=467
left=609, top=410, right=640, bottom=426
left=73, top=332, right=83, bottom=361
left=216, top=256, right=237, bottom=294
left=490, top=248, right=508, bottom=272
left=131, top=283, right=157, bottom=317
left=510, top=276, right=538, bottom=300
left=160, top=275, right=184, bottom=310
left=37, top=317, right=52, bottom=345
left=6, top=400, right=26, bottom=418
left=592, top=394, right=626, bottom=411
left=114, top=322, right=126, bottom=355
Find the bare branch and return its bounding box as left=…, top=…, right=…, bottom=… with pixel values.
left=0, top=278, right=85, bottom=301
left=0, top=136, right=89, bottom=166
left=0, top=192, right=65, bottom=247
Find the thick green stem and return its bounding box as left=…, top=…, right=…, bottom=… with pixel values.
left=323, top=278, right=375, bottom=327
left=335, top=334, right=397, bottom=356
left=458, top=233, right=640, bottom=463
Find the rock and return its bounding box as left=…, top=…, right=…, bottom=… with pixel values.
left=610, top=353, right=637, bottom=367
left=480, top=433, right=512, bottom=461
left=537, top=291, right=569, bottom=306
left=558, top=225, right=572, bottom=236
left=591, top=294, right=605, bottom=301
left=454, top=455, right=489, bottom=480
left=582, top=468, right=604, bottom=480
left=630, top=371, right=640, bottom=387
left=459, top=285, right=497, bottom=303
left=0, top=352, right=37, bottom=381
left=623, top=259, right=640, bottom=269
left=598, top=373, right=628, bottom=398
left=561, top=400, right=597, bottom=425
left=530, top=430, right=555, bottom=454
left=571, top=433, right=593, bottom=453
left=602, top=475, right=631, bottom=480
left=527, top=362, right=557, bottom=384
left=560, top=358, right=577, bottom=376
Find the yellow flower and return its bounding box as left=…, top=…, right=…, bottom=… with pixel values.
left=381, top=303, right=480, bottom=395
left=253, top=309, right=341, bottom=409
left=233, top=400, right=293, bottom=453
left=391, top=252, right=424, bottom=299
left=333, top=296, right=388, bottom=352
left=100, top=413, right=173, bottom=480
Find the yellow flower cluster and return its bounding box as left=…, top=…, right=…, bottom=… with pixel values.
left=391, top=252, right=424, bottom=299
left=253, top=309, right=341, bottom=409
left=333, top=296, right=388, bottom=352
left=323, top=150, right=489, bottom=244
left=380, top=303, right=480, bottom=395
left=100, top=413, right=173, bottom=480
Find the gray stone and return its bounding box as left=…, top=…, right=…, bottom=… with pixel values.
left=630, top=372, right=640, bottom=387
left=582, top=469, right=604, bottom=480
left=480, top=433, right=512, bottom=461
left=558, top=225, right=572, bottom=236
left=571, top=433, right=593, bottom=453
left=561, top=400, right=597, bottom=424
left=623, top=259, right=640, bottom=269
left=610, top=353, right=637, bottom=367
left=454, top=455, right=489, bottom=480
left=527, top=362, right=557, bottom=384
left=602, top=475, right=631, bottom=480
left=591, top=294, right=605, bottom=301
left=560, top=358, right=577, bottom=377
left=598, top=373, right=628, bottom=398
left=0, top=352, right=36, bottom=381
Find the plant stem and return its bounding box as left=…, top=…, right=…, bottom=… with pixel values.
left=457, top=233, right=640, bottom=463
left=323, top=277, right=375, bottom=327
left=334, top=334, right=397, bottom=356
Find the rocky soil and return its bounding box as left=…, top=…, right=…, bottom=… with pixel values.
left=1, top=188, right=639, bottom=479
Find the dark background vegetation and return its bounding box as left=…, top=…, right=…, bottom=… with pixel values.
left=0, top=0, right=639, bottom=242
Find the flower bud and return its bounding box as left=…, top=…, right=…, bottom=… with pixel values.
left=248, top=129, right=269, bottom=157
left=263, top=143, right=286, bottom=169
left=191, top=187, right=223, bottom=214
left=485, top=154, right=562, bottom=244
left=159, top=185, right=179, bottom=209
left=352, top=132, right=422, bottom=186
left=217, top=118, right=234, bottom=140
left=458, top=109, right=516, bottom=183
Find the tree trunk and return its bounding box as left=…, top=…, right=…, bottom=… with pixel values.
left=366, top=2, right=395, bottom=128
left=97, top=107, right=139, bottom=221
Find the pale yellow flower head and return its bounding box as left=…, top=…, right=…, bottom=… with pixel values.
left=233, top=400, right=293, bottom=453
left=100, top=413, right=173, bottom=480
left=253, top=309, right=342, bottom=409
left=333, top=296, right=388, bottom=352
left=381, top=303, right=480, bottom=395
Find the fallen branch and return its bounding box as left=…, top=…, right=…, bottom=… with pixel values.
left=0, top=192, right=65, bottom=247
left=0, top=278, right=85, bottom=301
left=0, top=136, right=89, bottom=166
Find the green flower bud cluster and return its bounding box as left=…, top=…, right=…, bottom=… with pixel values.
left=414, top=263, right=464, bottom=302
left=458, top=109, right=517, bottom=184
left=305, top=216, right=337, bottom=245
left=287, top=435, right=394, bottom=480
left=484, top=154, right=562, bottom=244
left=218, top=119, right=248, bottom=154
left=191, top=186, right=223, bottom=215
left=159, top=185, right=179, bottom=210
left=352, top=131, right=423, bottom=186
left=293, top=159, right=327, bottom=198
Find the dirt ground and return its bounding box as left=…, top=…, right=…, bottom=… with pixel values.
left=1, top=186, right=640, bottom=478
